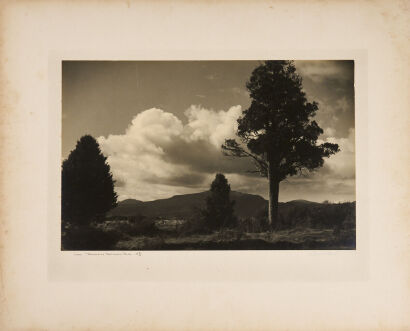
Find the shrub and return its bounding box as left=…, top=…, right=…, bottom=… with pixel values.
left=236, top=217, right=270, bottom=233
left=121, top=217, right=158, bottom=236
left=99, top=216, right=158, bottom=237
left=62, top=224, right=121, bottom=250
left=177, top=216, right=210, bottom=236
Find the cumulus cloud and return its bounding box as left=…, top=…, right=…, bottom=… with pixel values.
left=183, top=105, right=242, bottom=148
left=98, top=106, right=247, bottom=200
left=320, top=127, right=355, bottom=180
left=98, top=108, right=186, bottom=200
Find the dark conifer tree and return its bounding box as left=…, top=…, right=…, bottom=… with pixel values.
left=222, top=61, right=339, bottom=229
left=61, top=135, right=117, bottom=226
left=204, top=173, right=236, bottom=230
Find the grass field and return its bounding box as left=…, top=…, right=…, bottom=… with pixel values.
left=114, top=227, right=355, bottom=250
left=63, top=204, right=356, bottom=251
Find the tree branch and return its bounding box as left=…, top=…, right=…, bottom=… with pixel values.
left=222, top=139, right=268, bottom=177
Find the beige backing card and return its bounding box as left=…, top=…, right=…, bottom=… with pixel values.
left=1, top=1, right=409, bottom=330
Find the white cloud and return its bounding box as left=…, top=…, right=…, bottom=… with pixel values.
left=183, top=105, right=242, bottom=148
left=99, top=108, right=183, bottom=157
left=98, top=106, right=243, bottom=200
left=319, top=127, right=355, bottom=179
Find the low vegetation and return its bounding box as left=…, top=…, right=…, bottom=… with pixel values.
left=62, top=200, right=355, bottom=250
left=62, top=223, right=121, bottom=250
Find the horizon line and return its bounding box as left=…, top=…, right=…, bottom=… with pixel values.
left=118, top=190, right=356, bottom=204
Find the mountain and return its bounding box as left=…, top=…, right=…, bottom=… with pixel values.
left=108, top=191, right=327, bottom=219
left=108, top=191, right=269, bottom=219
left=120, top=199, right=144, bottom=205
left=111, top=199, right=145, bottom=216
left=286, top=199, right=320, bottom=205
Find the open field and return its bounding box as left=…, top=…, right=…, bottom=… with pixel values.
left=62, top=200, right=356, bottom=251
left=115, top=227, right=355, bottom=250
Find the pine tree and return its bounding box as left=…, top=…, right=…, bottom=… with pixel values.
left=204, top=173, right=236, bottom=230
left=222, top=61, right=339, bottom=229
left=61, top=135, right=117, bottom=226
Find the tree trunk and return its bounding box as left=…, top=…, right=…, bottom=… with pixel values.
left=267, top=161, right=280, bottom=230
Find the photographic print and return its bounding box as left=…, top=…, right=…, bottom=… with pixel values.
left=4, top=1, right=410, bottom=329
left=61, top=60, right=355, bottom=250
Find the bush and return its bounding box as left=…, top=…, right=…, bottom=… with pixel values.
left=236, top=217, right=270, bottom=233
left=177, top=216, right=210, bottom=236
left=99, top=216, right=158, bottom=237
left=173, top=205, right=210, bottom=236
left=62, top=224, right=121, bottom=250
left=120, top=217, right=158, bottom=236
left=273, top=202, right=356, bottom=230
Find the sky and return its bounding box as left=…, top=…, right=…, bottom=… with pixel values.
left=62, top=60, right=355, bottom=203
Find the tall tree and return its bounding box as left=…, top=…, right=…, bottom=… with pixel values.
left=222, top=61, right=339, bottom=229
left=62, top=135, right=117, bottom=226
left=204, top=173, right=236, bottom=230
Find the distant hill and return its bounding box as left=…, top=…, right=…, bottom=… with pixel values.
left=109, top=191, right=268, bottom=219
left=285, top=199, right=321, bottom=205
left=120, top=199, right=144, bottom=205
left=108, top=191, right=326, bottom=219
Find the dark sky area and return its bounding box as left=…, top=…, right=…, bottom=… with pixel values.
left=62, top=60, right=355, bottom=202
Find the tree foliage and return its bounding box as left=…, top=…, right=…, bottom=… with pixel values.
left=61, top=135, right=118, bottom=226
left=223, top=60, right=339, bottom=179
left=222, top=60, right=339, bottom=227
left=203, top=173, right=236, bottom=230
